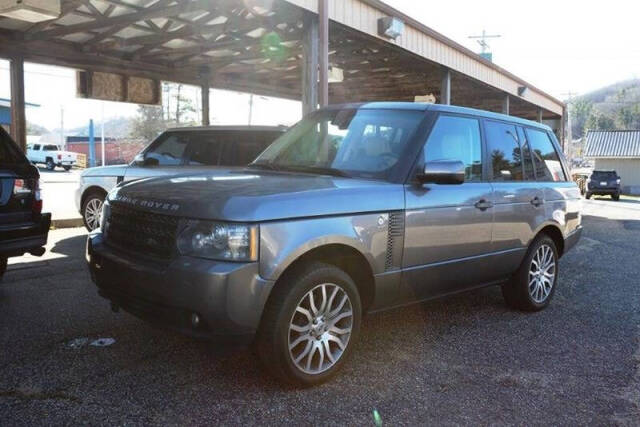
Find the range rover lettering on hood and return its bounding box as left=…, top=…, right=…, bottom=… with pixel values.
left=114, top=194, right=180, bottom=211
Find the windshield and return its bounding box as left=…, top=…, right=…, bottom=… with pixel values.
left=251, top=108, right=424, bottom=180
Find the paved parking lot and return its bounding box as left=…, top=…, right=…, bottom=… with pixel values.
left=1, top=200, right=639, bottom=425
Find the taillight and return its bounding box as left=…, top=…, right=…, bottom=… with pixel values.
left=57, top=154, right=62, bottom=160
left=32, top=179, right=42, bottom=214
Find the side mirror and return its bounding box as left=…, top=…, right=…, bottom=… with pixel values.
left=417, top=160, right=465, bottom=185
left=132, top=154, right=145, bottom=166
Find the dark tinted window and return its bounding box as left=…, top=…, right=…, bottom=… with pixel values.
left=485, top=121, right=523, bottom=181
left=423, top=115, right=482, bottom=181
left=33, top=144, right=41, bottom=150
left=0, top=128, right=27, bottom=165
left=188, top=131, right=281, bottom=166
left=526, top=128, right=565, bottom=181
left=591, top=170, right=617, bottom=179
left=517, top=127, right=535, bottom=180
left=43, top=145, right=59, bottom=151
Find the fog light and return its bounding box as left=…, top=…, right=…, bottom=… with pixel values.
left=191, top=313, right=200, bottom=328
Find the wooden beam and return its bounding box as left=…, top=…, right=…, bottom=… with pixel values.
left=318, top=0, right=329, bottom=107
left=301, top=11, right=318, bottom=115
left=9, top=56, right=26, bottom=153
left=28, top=0, right=215, bottom=40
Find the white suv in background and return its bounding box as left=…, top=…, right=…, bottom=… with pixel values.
left=75, top=125, right=285, bottom=231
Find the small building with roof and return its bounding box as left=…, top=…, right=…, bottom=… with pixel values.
left=584, top=130, right=640, bottom=195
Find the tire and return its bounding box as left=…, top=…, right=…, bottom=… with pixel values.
left=612, top=193, right=620, bottom=201
left=0, top=257, right=7, bottom=282
left=46, top=158, right=55, bottom=171
left=502, top=235, right=559, bottom=312
left=63, top=165, right=71, bottom=171
left=82, top=191, right=106, bottom=231
left=585, top=193, right=591, bottom=199
left=256, top=262, right=362, bottom=387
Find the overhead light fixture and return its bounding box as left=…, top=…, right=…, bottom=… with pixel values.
left=328, top=66, right=344, bottom=83
left=0, top=0, right=60, bottom=22
left=378, top=16, right=404, bottom=40
left=518, top=85, right=528, bottom=96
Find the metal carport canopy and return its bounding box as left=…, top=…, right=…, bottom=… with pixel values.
left=0, top=0, right=564, bottom=151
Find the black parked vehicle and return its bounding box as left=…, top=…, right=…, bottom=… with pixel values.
left=0, top=127, right=50, bottom=281
left=585, top=170, right=621, bottom=200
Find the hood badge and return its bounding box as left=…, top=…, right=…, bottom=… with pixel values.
left=114, top=194, right=180, bottom=211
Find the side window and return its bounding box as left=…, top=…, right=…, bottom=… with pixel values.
left=33, top=144, right=41, bottom=150
left=423, top=115, right=482, bottom=182
left=484, top=121, right=522, bottom=181
left=526, top=128, right=566, bottom=181
left=516, top=127, right=535, bottom=181
left=187, top=137, right=222, bottom=166
left=145, top=134, right=187, bottom=166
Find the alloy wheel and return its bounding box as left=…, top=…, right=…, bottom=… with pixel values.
left=288, top=283, right=353, bottom=375
left=84, top=198, right=103, bottom=231
left=528, top=244, right=556, bottom=303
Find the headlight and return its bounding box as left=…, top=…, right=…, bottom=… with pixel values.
left=177, top=220, right=258, bottom=262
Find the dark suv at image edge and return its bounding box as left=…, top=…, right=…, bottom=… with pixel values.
left=87, top=103, right=582, bottom=386
left=585, top=170, right=621, bottom=200
left=0, top=127, right=51, bottom=280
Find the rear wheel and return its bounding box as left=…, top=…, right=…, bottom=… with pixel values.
left=46, top=158, right=55, bottom=171
left=502, top=235, right=558, bottom=311
left=0, top=257, right=7, bottom=281
left=585, top=192, right=591, bottom=199
left=612, top=193, right=620, bottom=201
left=256, top=262, right=362, bottom=386
left=63, top=165, right=71, bottom=171
left=82, top=191, right=106, bottom=231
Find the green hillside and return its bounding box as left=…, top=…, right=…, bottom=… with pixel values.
left=569, top=79, right=640, bottom=138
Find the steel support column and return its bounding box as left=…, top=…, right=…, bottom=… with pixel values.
left=318, top=0, right=329, bottom=107
left=537, top=108, right=543, bottom=123
left=302, top=11, right=318, bottom=115
left=9, top=56, right=26, bottom=152
left=200, top=70, right=210, bottom=126
left=440, top=67, right=451, bottom=105
left=502, top=95, right=510, bottom=115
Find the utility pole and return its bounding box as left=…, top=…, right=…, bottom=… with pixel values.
left=468, top=29, right=501, bottom=61
left=562, top=91, right=576, bottom=164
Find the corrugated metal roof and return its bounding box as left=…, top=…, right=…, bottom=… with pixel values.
left=584, top=130, right=640, bottom=158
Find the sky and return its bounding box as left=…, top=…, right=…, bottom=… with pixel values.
left=1, top=0, right=639, bottom=133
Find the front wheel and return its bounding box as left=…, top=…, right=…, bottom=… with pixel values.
left=502, top=235, right=559, bottom=311
left=256, top=262, right=362, bottom=386
left=82, top=192, right=105, bottom=231
left=585, top=192, right=591, bottom=199
left=0, top=257, right=7, bottom=282
left=612, top=193, right=620, bottom=201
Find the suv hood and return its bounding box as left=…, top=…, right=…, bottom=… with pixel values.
left=109, top=168, right=404, bottom=222
left=82, top=164, right=128, bottom=177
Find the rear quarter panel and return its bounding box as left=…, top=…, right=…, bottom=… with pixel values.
left=542, top=182, right=582, bottom=239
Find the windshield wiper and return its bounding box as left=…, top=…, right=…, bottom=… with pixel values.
left=280, top=165, right=351, bottom=178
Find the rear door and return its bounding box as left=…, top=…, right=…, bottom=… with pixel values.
left=484, top=120, right=542, bottom=276
left=0, top=129, right=36, bottom=226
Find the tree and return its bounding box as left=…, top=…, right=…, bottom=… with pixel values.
left=570, top=99, right=592, bottom=138
left=26, top=121, right=48, bottom=136
left=130, top=104, right=166, bottom=141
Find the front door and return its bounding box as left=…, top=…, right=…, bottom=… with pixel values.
left=123, top=132, right=190, bottom=182
left=402, top=114, right=494, bottom=302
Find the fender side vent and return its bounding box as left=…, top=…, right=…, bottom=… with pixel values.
left=385, top=211, right=405, bottom=271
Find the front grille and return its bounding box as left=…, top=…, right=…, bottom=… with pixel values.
left=106, top=203, right=179, bottom=260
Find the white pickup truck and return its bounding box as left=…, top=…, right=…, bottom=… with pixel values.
left=27, top=143, right=77, bottom=171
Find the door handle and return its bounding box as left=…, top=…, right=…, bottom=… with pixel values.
left=474, top=199, right=493, bottom=211
left=530, top=196, right=544, bottom=207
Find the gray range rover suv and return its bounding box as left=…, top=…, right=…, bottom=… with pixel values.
left=87, top=103, right=582, bottom=386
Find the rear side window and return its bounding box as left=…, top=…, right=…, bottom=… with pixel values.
left=0, top=128, right=27, bottom=165
left=484, top=121, right=523, bottom=181
left=526, top=128, right=566, bottom=181
left=187, top=131, right=280, bottom=166
left=423, top=115, right=482, bottom=182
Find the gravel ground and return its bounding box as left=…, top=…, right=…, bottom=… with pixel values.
left=1, top=200, right=639, bottom=425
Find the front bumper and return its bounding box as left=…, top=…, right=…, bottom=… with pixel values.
left=0, top=213, right=51, bottom=257
left=87, top=232, right=275, bottom=341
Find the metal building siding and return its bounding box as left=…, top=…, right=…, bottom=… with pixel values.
left=584, top=131, right=640, bottom=158
left=284, top=0, right=564, bottom=116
